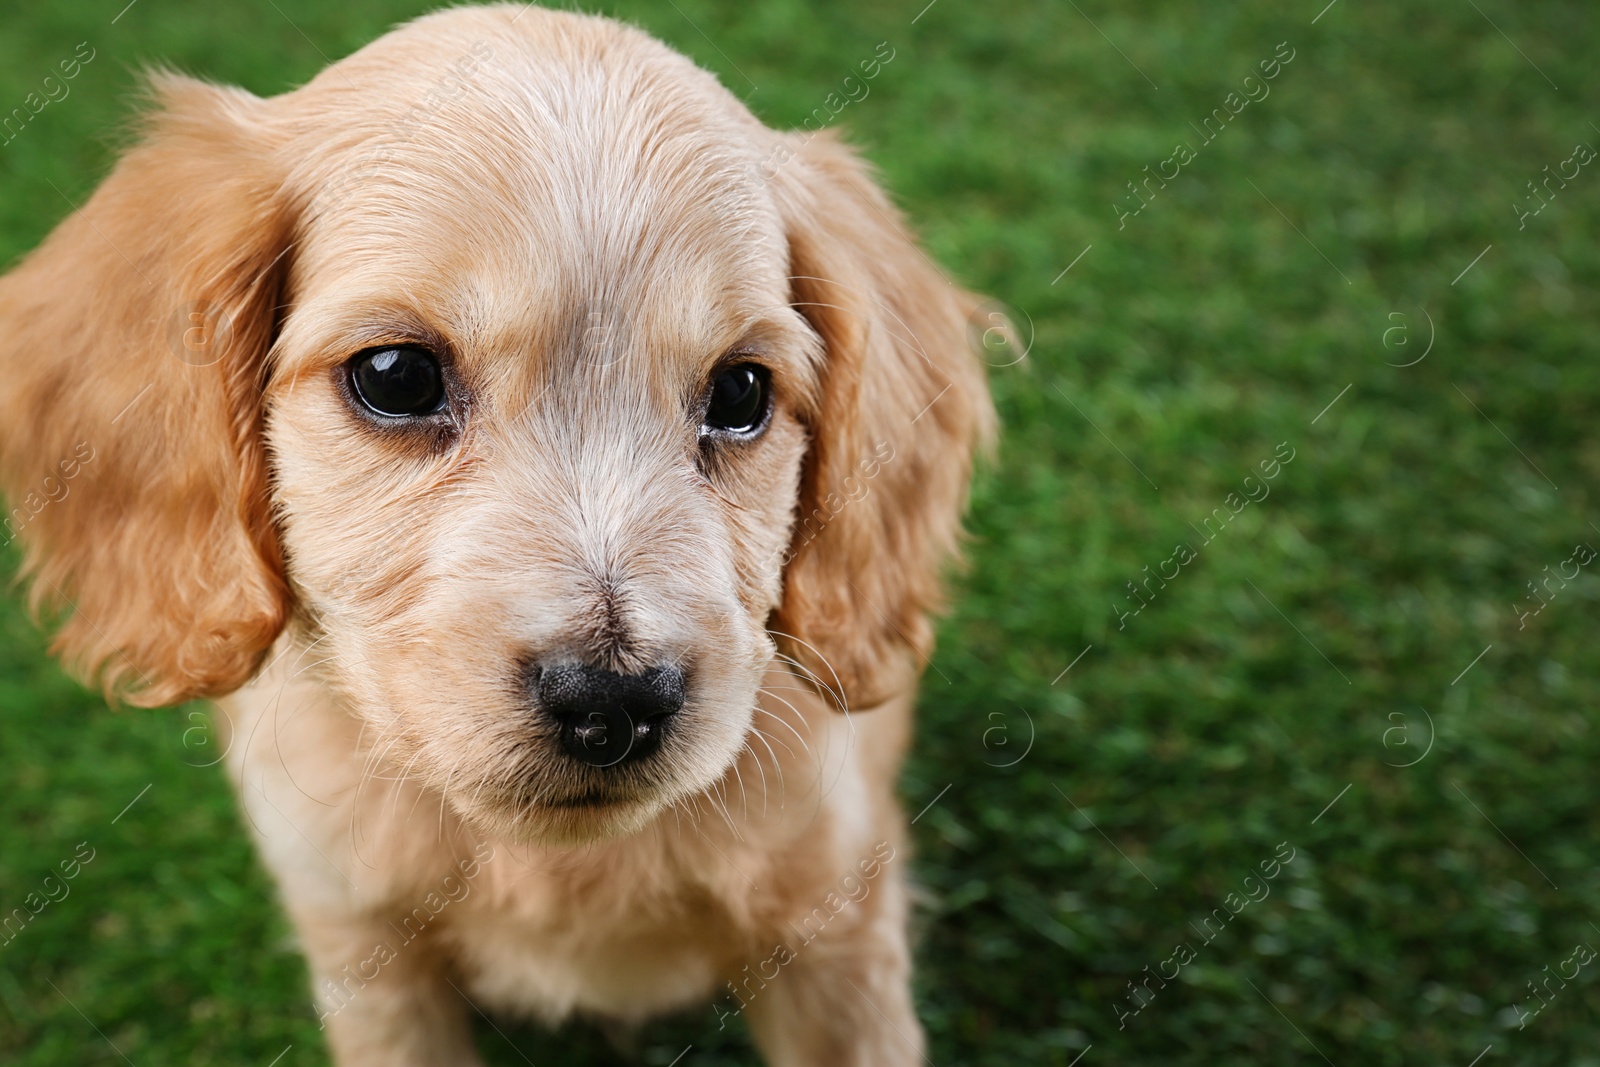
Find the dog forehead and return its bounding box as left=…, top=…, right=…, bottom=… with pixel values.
left=275, top=5, right=789, bottom=362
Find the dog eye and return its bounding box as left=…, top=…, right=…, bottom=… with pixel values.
left=703, top=364, right=770, bottom=435
left=349, top=345, right=446, bottom=417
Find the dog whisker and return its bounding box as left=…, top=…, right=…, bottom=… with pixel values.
left=753, top=691, right=818, bottom=764
left=759, top=660, right=861, bottom=804
left=743, top=729, right=786, bottom=818
left=748, top=712, right=799, bottom=759
left=727, top=749, right=753, bottom=823
left=348, top=725, right=408, bottom=869
left=741, top=739, right=769, bottom=820
left=384, top=747, right=427, bottom=830
left=435, top=759, right=458, bottom=844
left=705, top=779, right=742, bottom=842
left=764, top=631, right=851, bottom=714
left=751, top=695, right=827, bottom=825
left=747, top=726, right=795, bottom=819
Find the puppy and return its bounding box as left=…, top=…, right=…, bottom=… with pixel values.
left=0, top=6, right=992, bottom=1064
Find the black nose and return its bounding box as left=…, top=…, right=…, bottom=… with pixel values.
left=534, top=664, right=685, bottom=768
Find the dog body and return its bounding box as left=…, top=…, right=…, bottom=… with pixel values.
left=0, top=7, right=989, bottom=1064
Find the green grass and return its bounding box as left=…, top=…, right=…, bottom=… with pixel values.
left=3, top=0, right=1600, bottom=1063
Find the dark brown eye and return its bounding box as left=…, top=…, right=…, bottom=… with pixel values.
left=349, top=345, right=445, bottom=417
left=703, top=364, right=770, bottom=435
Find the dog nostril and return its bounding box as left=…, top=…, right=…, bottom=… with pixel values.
left=534, top=663, right=685, bottom=768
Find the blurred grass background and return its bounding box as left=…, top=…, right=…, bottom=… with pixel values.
left=3, top=0, right=1599, bottom=1063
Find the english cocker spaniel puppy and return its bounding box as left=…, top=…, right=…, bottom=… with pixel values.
left=0, top=6, right=992, bottom=1064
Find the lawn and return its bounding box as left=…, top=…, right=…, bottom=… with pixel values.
left=3, top=0, right=1599, bottom=1064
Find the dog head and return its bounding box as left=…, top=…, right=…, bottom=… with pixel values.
left=0, top=6, right=992, bottom=841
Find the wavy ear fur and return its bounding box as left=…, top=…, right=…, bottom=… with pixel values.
left=770, top=131, right=995, bottom=711
left=0, top=74, right=290, bottom=706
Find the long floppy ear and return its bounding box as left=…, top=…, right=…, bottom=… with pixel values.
left=770, top=131, right=995, bottom=711
left=0, top=74, right=291, bottom=707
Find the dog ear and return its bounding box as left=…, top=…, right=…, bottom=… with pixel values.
left=769, top=132, right=995, bottom=712
left=0, top=74, right=291, bottom=707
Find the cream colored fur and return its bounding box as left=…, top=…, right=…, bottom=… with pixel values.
left=0, top=6, right=992, bottom=1064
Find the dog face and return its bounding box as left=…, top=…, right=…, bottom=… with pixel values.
left=0, top=6, right=992, bottom=842
left=268, top=26, right=816, bottom=837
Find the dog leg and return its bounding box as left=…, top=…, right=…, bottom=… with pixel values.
left=743, top=870, right=923, bottom=1067
left=294, top=910, right=484, bottom=1067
